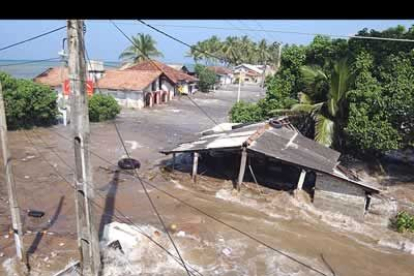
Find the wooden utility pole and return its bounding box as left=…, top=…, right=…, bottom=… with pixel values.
left=0, top=83, right=28, bottom=269
left=67, top=19, right=101, bottom=276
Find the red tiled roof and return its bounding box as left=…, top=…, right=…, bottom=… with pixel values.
left=208, top=66, right=232, bottom=75
left=126, top=60, right=198, bottom=84
left=33, top=67, right=68, bottom=87
left=96, top=70, right=162, bottom=91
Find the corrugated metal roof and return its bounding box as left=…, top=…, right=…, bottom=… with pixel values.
left=248, top=127, right=340, bottom=175
left=161, top=121, right=380, bottom=193
left=161, top=123, right=263, bottom=153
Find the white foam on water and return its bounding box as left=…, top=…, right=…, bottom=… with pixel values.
left=2, top=258, right=18, bottom=276
left=378, top=238, right=414, bottom=255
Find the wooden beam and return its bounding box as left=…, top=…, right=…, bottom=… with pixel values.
left=237, top=148, right=248, bottom=191
left=192, top=152, right=199, bottom=182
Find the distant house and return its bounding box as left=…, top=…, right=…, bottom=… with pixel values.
left=125, top=60, right=198, bottom=95
left=33, top=67, right=68, bottom=93
left=96, top=69, right=173, bottom=109
left=167, top=63, right=197, bottom=76
left=208, top=66, right=234, bottom=86
left=233, top=64, right=275, bottom=84
left=233, top=64, right=262, bottom=84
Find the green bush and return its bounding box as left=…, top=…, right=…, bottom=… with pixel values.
left=229, top=101, right=263, bottom=123
left=0, top=72, right=58, bottom=129
left=195, top=64, right=216, bottom=92
left=88, top=94, right=121, bottom=122
left=393, top=211, right=414, bottom=233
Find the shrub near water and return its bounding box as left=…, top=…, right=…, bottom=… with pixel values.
left=0, top=72, right=58, bottom=129
left=88, top=94, right=121, bottom=122
left=229, top=101, right=263, bottom=123
left=393, top=211, right=414, bottom=233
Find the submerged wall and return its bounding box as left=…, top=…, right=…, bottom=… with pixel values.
left=314, top=173, right=367, bottom=220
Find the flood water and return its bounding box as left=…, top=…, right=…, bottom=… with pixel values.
left=1, top=87, right=413, bottom=275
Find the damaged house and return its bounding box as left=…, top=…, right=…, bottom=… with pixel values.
left=161, top=119, right=383, bottom=221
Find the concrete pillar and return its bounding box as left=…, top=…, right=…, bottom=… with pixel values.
left=237, top=148, right=247, bottom=191
left=192, top=152, right=199, bottom=183
left=297, top=169, right=307, bottom=190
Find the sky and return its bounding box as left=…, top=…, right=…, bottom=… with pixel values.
left=0, top=20, right=413, bottom=64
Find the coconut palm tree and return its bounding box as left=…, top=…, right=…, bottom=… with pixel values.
left=257, top=39, right=271, bottom=65
left=119, top=33, right=163, bottom=63
left=289, top=58, right=354, bottom=147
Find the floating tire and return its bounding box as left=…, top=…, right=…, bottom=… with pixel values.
left=269, top=119, right=283, bottom=129
left=118, top=158, right=141, bottom=170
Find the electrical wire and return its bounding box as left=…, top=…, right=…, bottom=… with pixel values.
left=145, top=23, right=414, bottom=43
left=89, top=22, right=192, bottom=276
left=28, top=128, right=203, bottom=276
left=45, top=127, right=330, bottom=276
left=0, top=57, right=60, bottom=67
left=0, top=26, right=66, bottom=53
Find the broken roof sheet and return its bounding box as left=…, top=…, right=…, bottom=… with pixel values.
left=161, top=120, right=380, bottom=193
left=162, top=121, right=340, bottom=174
left=162, top=123, right=265, bottom=153
left=248, top=126, right=340, bottom=175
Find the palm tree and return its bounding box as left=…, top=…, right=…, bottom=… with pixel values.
left=119, top=34, right=163, bottom=63
left=289, top=58, right=354, bottom=147
left=257, top=39, right=271, bottom=65
left=221, top=36, right=242, bottom=65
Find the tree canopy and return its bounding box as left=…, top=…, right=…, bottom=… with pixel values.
left=229, top=25, right=414, bottom=157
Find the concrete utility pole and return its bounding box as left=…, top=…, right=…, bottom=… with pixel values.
left=67, top=19, right=101, bottom=276
left=0, top=82, right=28, bottom=270
left=237, top=70, right=244, bottom=103
left=261, top=60, right=267, bottom=92
left=276, top=44, right=282, bottom=72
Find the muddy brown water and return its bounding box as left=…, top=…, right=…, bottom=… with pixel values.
left=1, top=89, right=413, bottom=275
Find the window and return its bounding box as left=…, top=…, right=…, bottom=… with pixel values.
left=151, top=81, right=157, bottom=91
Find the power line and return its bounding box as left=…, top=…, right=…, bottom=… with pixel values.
left=0, top=57, right=60, bottom=67
left=137, top=20, right=227, bottom=64
left=28, top=128, right=203, bottom=276
left=147, top=23, right=414, bottom=43
left=45, top=128, right=330, bottom=276
left=88, top=20, right=328, bottom=274
left=101, top=20, right=193, bottom=276
left=0, top=26, right=66, bottom=53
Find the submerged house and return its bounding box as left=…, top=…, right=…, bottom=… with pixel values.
left=161, top=119, right=382, bottom=221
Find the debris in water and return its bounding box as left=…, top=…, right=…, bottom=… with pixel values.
left=107, top=240, right=124, bottom=254
left=43, top=256, right=49, bottom=262
left=0, top=252, right=4, bottom=258
left=222, top=247, right=232, bottom=256
left=4, top=235, right=9, bottom=239
left=24, top=175, right=30, bottom=179
left=28, top=210, right=45, bottom=218
left=169, top=224, right=177, bottom=233
left=59, top=242, right=65, bottom=247
left=177, top=231, right=186, bottom=237
left=153, top=230, right=161, bottom=237
left=118, top=158, right=140, bottom=170
left=51, top=252, right=57, bottom=258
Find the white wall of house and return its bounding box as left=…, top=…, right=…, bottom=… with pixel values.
left=99, top=89, right=144, bottom=109
left=161, top=79, right=175, bottom=99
